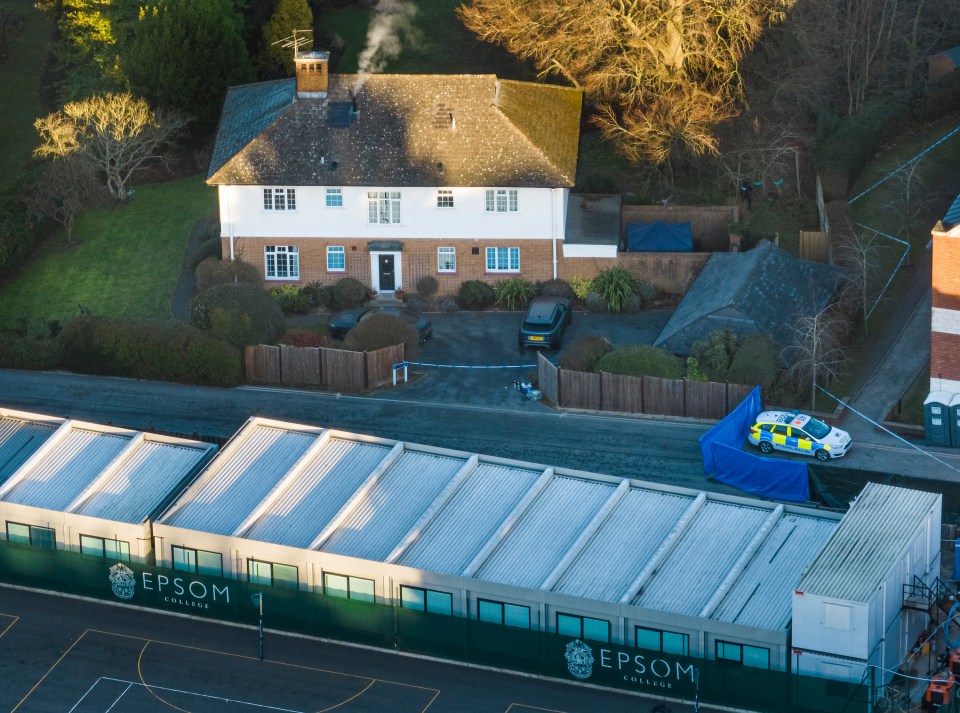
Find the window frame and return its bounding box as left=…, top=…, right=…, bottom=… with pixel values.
left=400, top=585, right=453, bottom=616
left=80, top=534, right=130, bottom=561
left=635, top=626, right=690, bottom=656
left=557, top=612, right=610, bottom=643
left=436, top=189, right=454, bottom=208
left=262, top=187, right=297, bottom=212
left=715, top=640, right=770, bottom=670
left=325, top=188, right=343, bottom=208
left=6, top=522, right=55, bottom=549
left=326, top=246, right=346, bottom=272
left=246, top=558, right=299, bottom=590
left=367, top=191, right=401, bottom=224
left=485, top=247, right=520, bottom=273
left=477, top=598, right=531, bottom=629
left=172, top=545, right=223, bottom=577
left=437, top=247, right=456, bottom=273
left=484, top=189, right=518, bottom=213
left=264, top=245, right=300, bottom=280
left=323, top=572, right=375, bottom=603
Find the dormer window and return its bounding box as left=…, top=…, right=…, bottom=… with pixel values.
left=263, top=188, right=296, bottom=211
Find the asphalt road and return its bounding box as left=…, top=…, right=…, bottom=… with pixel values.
left=0, top=585, right=705, bottom=713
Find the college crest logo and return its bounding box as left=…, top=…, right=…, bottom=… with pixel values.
left=108, top=563, right=135, bottom=600
left=565, top=639, right=594, bottom=680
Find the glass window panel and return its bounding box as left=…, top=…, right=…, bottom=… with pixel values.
left=485, top=248, right=496, bottom=270
left=557, top=614, right=581, bottom=638
left=438, top=247, right=456, bottom=272
left=286, top=189, right=296, bottom=210
left=426, top=590, right=452, bottom=616
left=327, top=247, right=345, bottom=271
left=496, top=190, right=507, bottom=212
left=172, top=546, right=196, bottom=572
left=103, top=538, right=129, bottom=561
left=663, top=631, right=689, bottom=656
left=743, top=645, right=770, bottom=669
left=324, top=573, right=349, bottom=599
left=272, top=563, right=298, bottom=591
left=31, top=526, right=55, bottom=549
left=248, top=560, right=273, bottom=587
left=503, top=603, right=530, bottom=629
left=400, top=586, right=425, bottom=611
left=326, top=189, right=342, bottom=207
left=288, top=248, right=299, bottom=278
left=582, top=617, right=609, bottom=643
left=263, top=189, right=272, bottom=210
left=717, top=641, right=742, bottom=662
left=636, top=627, right=661, bottom=651
left=508, top=190, right=518, bottom=211
left=485, top=190, right=494, bottom=211
left=274, top=190, right=285, bottom=211
left=478, top=600, right=502, bottom=624
left=349, top=576, right=374, bottom=602
left=81, top=535, right=103, bottom=557
left=197, top=550, right=222, bottom=577
left=509, top=247, right=519, bottom=270
left=6, top=523, right=29, bottom=544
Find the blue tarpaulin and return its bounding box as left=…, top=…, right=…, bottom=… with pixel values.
left=699, top=386, right=810, bottom=502
left=626, top=221, right=693, bottom=252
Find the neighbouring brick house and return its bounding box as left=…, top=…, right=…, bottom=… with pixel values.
left=930, top=192, right=960, bottom=391
left=207, top=51, right=646, bottom=296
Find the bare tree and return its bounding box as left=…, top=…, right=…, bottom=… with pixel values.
left=25, top=157, right=103, bottom=245
left=34, top=92, right=188, bottom=201
left=835, top=225, right=884, bottom=337
left=782, top=306, right=849, bottom=411
left=883, top=157, right=935, bottom=244
left=841, top=0, right=899, bottom=113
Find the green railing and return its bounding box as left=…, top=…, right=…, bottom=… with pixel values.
left=0, top=540, right=871, bottom=713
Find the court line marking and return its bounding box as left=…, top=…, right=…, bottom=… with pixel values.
left=10, top=629, right=90, bottom=713
left=104, top=682, right=132, bottom=713
left=88, top=628, right=439, bottom=694
left=0, top=613, right=19, bottom=641
left=504, top=705, right=568, bottom=713
left=420, top=689, right=441, bottom=713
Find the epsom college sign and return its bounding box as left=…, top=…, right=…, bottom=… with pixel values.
left=564, top=639, right=696, bottom=691
left=108, top=563, right=232, bottom=611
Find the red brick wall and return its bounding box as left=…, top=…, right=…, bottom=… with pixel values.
left=931, top=331, right=960, bottom=382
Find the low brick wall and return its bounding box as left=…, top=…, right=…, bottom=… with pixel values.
left=621, top=204, right=738, bottom=252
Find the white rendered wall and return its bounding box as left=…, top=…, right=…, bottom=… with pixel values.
left=219, top=185, right=567, bottom=241
left=791, top=594, right=870, bottom=659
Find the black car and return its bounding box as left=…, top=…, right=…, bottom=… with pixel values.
left=328, top=305, right=433, bottom=343
left=518, top=296, right=572, bottom=349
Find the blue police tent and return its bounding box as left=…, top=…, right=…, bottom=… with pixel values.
left=699, top=386, right=810, bottom=502
left=626, top=220, right=693, bottom=252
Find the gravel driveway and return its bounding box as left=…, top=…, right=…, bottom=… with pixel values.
left=378, top=309, right=673, bottom=408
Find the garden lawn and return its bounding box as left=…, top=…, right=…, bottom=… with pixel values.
left=0, top=2, right=49, bottom=190
left=0, top=174, right=216, bottom=324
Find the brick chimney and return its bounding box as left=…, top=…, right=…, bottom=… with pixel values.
left=294, top=51, right=329, bottom=97
left=930, top=204, right=960, bottom=391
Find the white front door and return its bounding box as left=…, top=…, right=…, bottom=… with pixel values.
left=370, top=252, right=402, bottom=293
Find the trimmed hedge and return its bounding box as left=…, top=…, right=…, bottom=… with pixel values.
left=416, top=275, right=438, bottom=297
left=60, top=317, right=242, bottom=385
left=343, top=313, right=418, bottom=359
left=457, top=280, right=495, bottom=309
left=190, top=283, right=285, bottom=347
left=559, top=336, right=613, bottom=373
left=536, top=278, right=575, bottom=300
left=333, top=277, right=369, bottom=308
left=194, top=256, right=262, bottom=293
left=596, top=345, right=683, bottom=378
left=727, top=334, right=779, bottom=389
left=0, top=333, right=63, bottom=370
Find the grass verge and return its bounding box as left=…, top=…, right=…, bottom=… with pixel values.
left=0, top=174, right=216, bottom=324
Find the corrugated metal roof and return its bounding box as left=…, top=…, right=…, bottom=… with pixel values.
left=634, top=502, right=769, bottom=615
left=554, top=489, right=693, bottom=601
left=476, top=476, right=614, bottom=588
left=712, top=514, right=838, bottom=629
left=0, top=416, right=60, bottom=486
left=161, top=425, right=318, bottom=534
left=2, top=428, right=132, bottom=510
left=320, top=451, right=466, bottom=561
left=398, top=463, right=541, bottom=574
left=244, top=438, right=392, bottom=548
left=73, top=440, right=213, bottom=524
left=796, top=483, right=940, bottom=602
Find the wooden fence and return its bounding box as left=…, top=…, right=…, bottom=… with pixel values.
left=537, top=359, right=753, bottom=420
left=799, top=231, right=830, bottom=263
left=245, top=343, right=404, bottom=391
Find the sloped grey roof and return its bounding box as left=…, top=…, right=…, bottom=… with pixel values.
left=944, top=191, right=960, bottom=229
left=207, top=74, right=581, bottom=188
left=655, top=241, right=840, bottom=354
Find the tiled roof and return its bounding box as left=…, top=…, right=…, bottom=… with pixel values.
left=207, top=74, right=581, bottom=188
left=654, top=241, right=840, bottom=354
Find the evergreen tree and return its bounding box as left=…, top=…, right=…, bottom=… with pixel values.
left=259, top=0, right=313, bottom=79
left=124, top=0, right=254, bottom=132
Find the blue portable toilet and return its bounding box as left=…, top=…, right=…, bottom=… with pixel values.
left=924, top=391, right=953, bottom=446
left=950, top=393, right=960, bottom=448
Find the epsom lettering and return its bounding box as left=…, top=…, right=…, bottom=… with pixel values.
left=597, top=648, right=695, bottom=689
left=141, top=572, right=231, bottom=607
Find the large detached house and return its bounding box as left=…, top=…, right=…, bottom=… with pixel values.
left=206, top=52, right=589, bottom=295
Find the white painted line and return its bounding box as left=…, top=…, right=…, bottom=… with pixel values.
left=104, top=682, right=132, bottom=712
left=67, top=677, right=104, bottom=713
left=100, top=676, right=305, bottom=713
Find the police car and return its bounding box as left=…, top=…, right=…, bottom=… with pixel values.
left=748, top=410, right=852, bottom=461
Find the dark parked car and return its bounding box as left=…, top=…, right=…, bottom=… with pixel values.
left=518, top=296, right=572, bottom=349
left=328, top=305, right=433, bottom=343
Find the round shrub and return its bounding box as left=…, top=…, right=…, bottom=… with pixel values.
left=596, top=345, right=683, bottom=378
left=457, top=280, right=495, bottom=309
left=585, top=291, right=607, bottom=312
left=403, top=293, right=427, bottom=313
left=416, top=275, right=439, bottom=297
left=270, top=284, right=315, bottom=315
left=691, top=330, right=737, bottom=381
left=559, top=336, right=613, bottom=373
left=635, top=280, right=657, bottom=302
left=344, top=313, right=418, bottom=359
left=537, top=278, right=575, bottom=300
left=59, top=317, right=242, bottom=385
left=189, top=234, right=222, bottom=271
left=194, top=256, right=261, bottom=293
left=190, top=284, right=285, bottom=347
left=623, top=294, right=642, bottom=314
left=727, top=334, right=779, bottom=388
left=301, top=281, right=329, bottom=308
left=436, top=296, right=460, bottom=312
left=333, top=277, right=369, bottom=309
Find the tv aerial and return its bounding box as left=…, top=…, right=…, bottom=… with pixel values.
left=273, top=28, right=313, bottom=57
